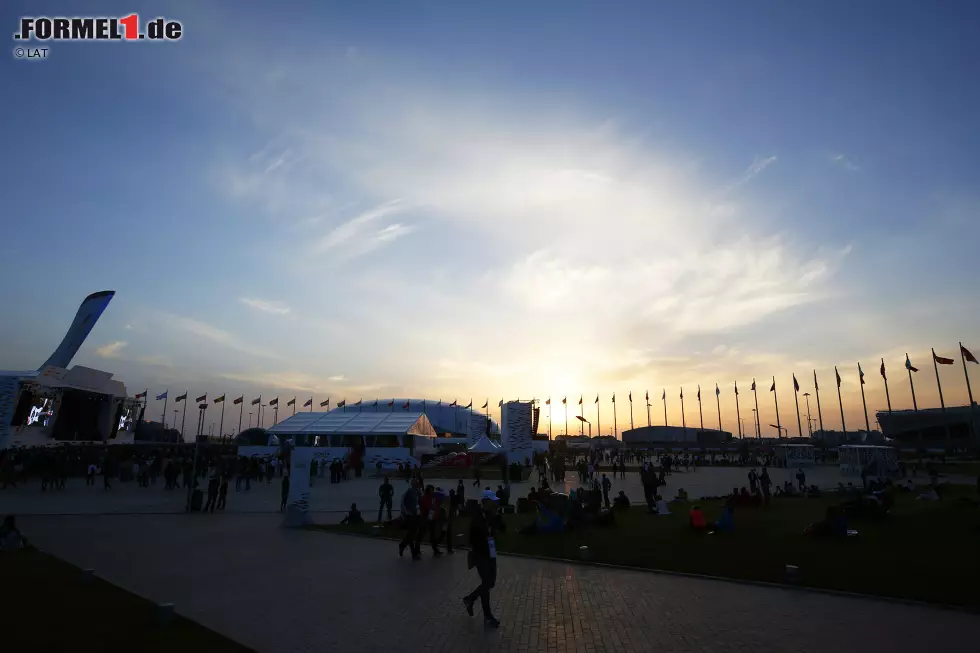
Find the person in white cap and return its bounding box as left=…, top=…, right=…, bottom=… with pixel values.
left=463, top=489, right=501, bottom=628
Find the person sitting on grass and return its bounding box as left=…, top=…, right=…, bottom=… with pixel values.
left=805, top=506, right=847, bottom=538
left=651, top=494, right=671, bottom=515
left=714, top=498, right=735, bottom=533
left=340, top=503, right=364, bottom=525
left=0, top=515, right=28, bottom=551
left=670, top=488, right=689, bottom=503
left=613, top=490, right=630, bottom=510
left=689, top=505, right=708, bottom=532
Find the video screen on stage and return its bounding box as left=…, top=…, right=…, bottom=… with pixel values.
left=118, top=407, right=134, bottom=432
left=14, top=393, right=55, bottom=427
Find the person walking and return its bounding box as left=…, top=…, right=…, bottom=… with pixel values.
left=204, top=472, right=220, bottom=513
left=217, top=475, right=229, bottom=511
left=280, top=473, right=290, bottom=512
left=398, top=481, right=421, bottom=560
left=378, top=475, right=394, bottom=522
left=463, top=489, right=501, bottom=628
left=601, top=473, right=612, bottom=509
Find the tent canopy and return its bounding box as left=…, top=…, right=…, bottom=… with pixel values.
left=468, top=435, right=502, bottom=453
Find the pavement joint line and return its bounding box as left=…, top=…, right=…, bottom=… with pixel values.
left=307, top=527, right=979, bottom=616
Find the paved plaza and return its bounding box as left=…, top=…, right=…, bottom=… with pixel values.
left=1, top=464, right=967, bottom=522
left=18, top=511, right=980, bottom=653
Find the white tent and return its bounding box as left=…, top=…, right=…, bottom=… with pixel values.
left=468, top=435, right=502, bottom=454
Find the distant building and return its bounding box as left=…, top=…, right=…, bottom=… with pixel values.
left=811, top=429, right=885, bottom=447
left=876, top=405, right=978, bottom=450
left=622, top=425, right=733, bottom=448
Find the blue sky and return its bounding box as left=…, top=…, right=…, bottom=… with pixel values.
left=1, top=0, right=978, bottom=436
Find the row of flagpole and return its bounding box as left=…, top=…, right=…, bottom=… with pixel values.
left=132, top=344, right=978, bottom=441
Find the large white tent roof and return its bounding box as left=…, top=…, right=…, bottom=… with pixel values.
left=267, top=411, right=436, bottom=436
left=468, top=435, right=502, bottom=453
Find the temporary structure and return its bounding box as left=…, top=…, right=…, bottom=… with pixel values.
left=468, top=435, right=502, bottom=454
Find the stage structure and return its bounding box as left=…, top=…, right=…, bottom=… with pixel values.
left=0, top=291, right=138, bottom=450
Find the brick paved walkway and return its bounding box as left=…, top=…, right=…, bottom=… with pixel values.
left=19, top=513, right=979, bottom=653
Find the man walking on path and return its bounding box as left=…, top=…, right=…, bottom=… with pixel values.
left=463, top=490, right=501, bottom=629
left=398, top=481, right=421, bottom=560
left=378, top=476, right=394, bottom=522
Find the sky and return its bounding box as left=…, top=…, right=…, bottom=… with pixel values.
left=1, top=0, right=978, bottom=437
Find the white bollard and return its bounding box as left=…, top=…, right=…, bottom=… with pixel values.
left=579, top=545, right=591, bottom=561
left=785, top=564, right=799, bottom=582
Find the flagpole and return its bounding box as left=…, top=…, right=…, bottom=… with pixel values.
left=680, top=389, right=686, bottom=428
left=293, top=398, right=296, bottom=416
left=882, top=359, right=892, bottom=412
left=803, top=393, right=813, bottom=437
left=932, top=348, right=946, bottom=411
left=219, top=395, right=225, bottom=442
left=835, top=367, right=846, bottom=436
left=793, top=378, right=802, bottom=437
left=962, top=343, right=976, bottom=407
left=238, top=398, right=243, bottom=434
left=564, top=400, right=568, bottom=437
left=612, top=395, right=617, bottom=439
left=579, top=397, right=584, bottom=436
left=596, top=397, right=601, bottom=438
left=772, top=377, right=781, bottom=438
left=907, top=354, right=918, bottom=411
left=814, top=371, right=824, bottom=433
left=161, top=393, right=168, bottom=429
left=180, top=391, right=188, bottom=442
left=629, top=393, right=634, bottom=431
left=661, top=392, right=666, bottom=427
left=548, top=400, right=552, bottom=439
left=859, top=365, right=870, bottom=433
left=962, top=342, right=977, bottom=444
left=752, top=380, right=760, bottom=438
left=735, top=383, right=742, bottom=438
left=716, top=385, right=722, bottom=432
left=697, top=386, right=703, bottom=432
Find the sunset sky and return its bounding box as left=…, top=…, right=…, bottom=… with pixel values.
left=1, top=1, right=978, bottom=436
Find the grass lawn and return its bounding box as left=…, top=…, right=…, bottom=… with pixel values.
left=314, top=487, right=980, bottom=609
left=1, top=549, right=254, bottom=653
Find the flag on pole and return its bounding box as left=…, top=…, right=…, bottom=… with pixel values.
left=373, top=400, right=379, bottom=407
left=835, top=368, right=842, bottom=386
left=612, top=394, right=615, bottom=403
left=269, top=398, right=279, bottom=407
left=629, top=392, right=632, bottom=402
left=934, top=351, right=955, bottom=365
left=578, top=396, right=583, bottom=405
left=697, top=387, right=701, bottom=400
left=156, top=391, right=168, bottom=400
left=233, top=396, right=244, bottom=405
left=214, top=395, right=225, bottom=403
left=301, top=398, right=311, bottom=407
left=751, top=380, right=756, bottom=391
left=388, top=400, right=394, bottom=407
left=905, top=355, right=918, bottom=372
left=287, top=398, right=296, bottom=406
left=562, top=397, right=567, bottom=404
left=793, top=375, right=800, bottom=391
left=403, top=401, right=410, bottom=410
left=464, top=400, right=472, bottom=409
left=175, top=393, right=187, bottom=402
left=354, top=399, right=362, bottom=406
left=251, top=397, right=261, bottom=405
left=734, top=381, right=739, bottom=395
left=716, top=384, right=720, bottom=396
left=880, top=361, right=887, bottom=380
left=498, top=399, right=503, bottom=407
left=858, top=364, right=865, bottom=384
left=483, top=401, right=489, bottom=408
left=679, top=388, right=683, bottom=399
left=195, top=394, right=206, bottom=403
left=135, top=390, right=147, bottom=399
left=450, top=400, right=457, bottom=407
left=594, top=395, right=599, bottom=404
left=337, top=399, right=346, bottom=408
left=319, top=399, right=330, bottom=407
left=769, top=381, right=775, bottom=392
left=962, top=345, right=978, bottom=363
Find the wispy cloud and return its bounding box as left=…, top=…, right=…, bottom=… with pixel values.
left=722, top=155, right=777, bottom=193
left=327, top=375, right=345, bottom=382
left=239, top=297, right=291, bottom=315
left=95, top=341, right=127, bottom=358
left=160, top=313, right=280, bottom=360
left=313, top=199, right=407, bottom=258
left=830, top=153, right=861, bottom=172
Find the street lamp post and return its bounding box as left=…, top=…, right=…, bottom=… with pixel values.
left=803, top=393, right=813, bottom=437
